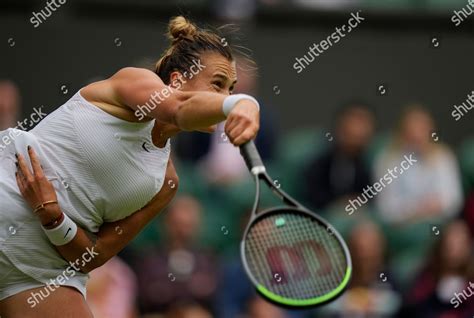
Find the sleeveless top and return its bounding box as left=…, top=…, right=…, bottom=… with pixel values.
left=0, top=90, right=170, bottom=292
left=32, top=91, right=171, bottom=230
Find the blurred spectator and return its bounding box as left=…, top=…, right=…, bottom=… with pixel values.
left=213, top=0, right=257, bottom=21
left=174, top=132, right=212, bottom=163
left=215, top=259, right=307, bottom=318
left=214, top=210, right=256, bottom=318
left=135, top=195, right=218, bottom=314
left=164, top=302, right=213, bottom=318
left=0, top=80, right=21, bottom=130
left=86, top=256, right=138, bottom=318
left=400, top=220, right=474, bottom=317
left=321, top=221, right=401, bottom=317
left=199, top=56, right=278, bottom=185
left=292, top=0, right=361, bottom=10
left=245, top=296, right=288, bottom=318
left=375, top=105, right=463, bottom=224
left=214, top=254, right=254, bottom=318
left=214, top=211, right=307, bottom=318
left=304, top=101, right=375, bottom=210
left=198, top=120, right=248, bottom=185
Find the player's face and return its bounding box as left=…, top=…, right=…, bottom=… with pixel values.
left=169, top=52, right=237, bottom=133
left=171, top=52, right=237, bottom=95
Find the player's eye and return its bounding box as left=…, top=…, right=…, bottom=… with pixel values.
left=212, top=81, right=224, bottom=89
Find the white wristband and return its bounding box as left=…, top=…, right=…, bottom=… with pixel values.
left=42, top=213, right=78, bottom=246
left=222, top=94, right=260, bottom=117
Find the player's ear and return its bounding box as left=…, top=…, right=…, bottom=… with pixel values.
left=169, top=71, right=184, bottom=88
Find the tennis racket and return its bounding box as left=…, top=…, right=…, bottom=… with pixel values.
left=239, top=141, right=352, bottom=308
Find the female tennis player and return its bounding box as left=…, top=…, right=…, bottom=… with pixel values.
left=0, top=16, right=260, bottom=317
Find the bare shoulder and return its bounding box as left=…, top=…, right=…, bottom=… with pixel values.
left=111, top=67, right=159, bottom=81
left=110, top=67, right=167, bottom=102
left=81, top=67, right=164, bottom=103
left=82, top=67, right=160, bottom=95
left=79, top=67, right=163, bottom=122
left=80, top=66, right=172, bottom=122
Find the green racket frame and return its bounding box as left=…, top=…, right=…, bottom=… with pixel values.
left=239, top=141, right=352, bottom=308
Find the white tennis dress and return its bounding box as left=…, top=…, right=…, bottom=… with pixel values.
left=0, top=91, right=171, bottom=299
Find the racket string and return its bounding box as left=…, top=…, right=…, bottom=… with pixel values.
left=245, top=212, right=348, bottom=300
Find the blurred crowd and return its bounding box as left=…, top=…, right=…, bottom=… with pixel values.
left=1, top=65, right=473, bottom=318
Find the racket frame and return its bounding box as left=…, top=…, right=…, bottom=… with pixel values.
left=239, top=142, right=352, bottom=308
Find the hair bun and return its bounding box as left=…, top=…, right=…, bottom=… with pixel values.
left=168, top=16, right=198, bottom=42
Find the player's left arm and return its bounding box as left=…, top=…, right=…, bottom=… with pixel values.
left=16, top=147, right=178, bottom=273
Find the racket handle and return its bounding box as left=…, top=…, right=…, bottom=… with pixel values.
left=240, top=141, right=266, bottom=175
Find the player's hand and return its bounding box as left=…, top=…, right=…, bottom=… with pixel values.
left=225, top=99, right=260, bottom=146
left=15, top=146, right=61, bottom=225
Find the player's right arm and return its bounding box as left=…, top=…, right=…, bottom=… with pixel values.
left=84, top=67, right=260, bottom=146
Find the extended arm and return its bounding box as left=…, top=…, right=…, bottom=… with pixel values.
left=83, top=67, right=259, bottom=145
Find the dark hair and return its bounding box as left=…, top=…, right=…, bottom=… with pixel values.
left=155, top=16, right=234, bottom=84
left=335, top=100, right=374, bottom=120
left=426, top=220, right=474, bottom=281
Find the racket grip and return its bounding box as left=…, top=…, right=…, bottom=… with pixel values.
left=240, top=141, right=265, bottom=175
